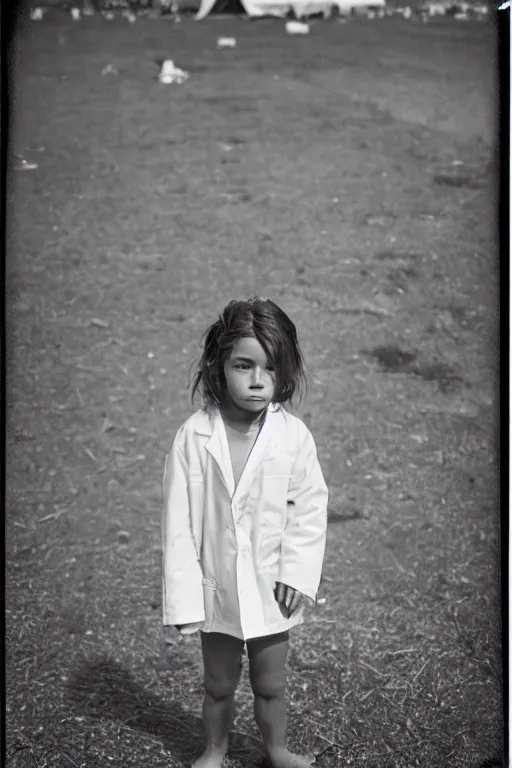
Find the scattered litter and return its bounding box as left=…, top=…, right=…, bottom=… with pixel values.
left=89, top=318, right=110, bottom=329
left=217, top=36, right=237, bottom=47
left=317, top=597, right=328, bottom=605
left=122, top=9, right=137, bottom=22
left=70, top=7, right=81, bottom=20
left=15, top=157, right=38, bottom=171
left=147, top=351, right=155, bottom=359
left=31, top=7, right=44, bottom=20
left=103, top=11, right=115, bottom=19
left=285, top=20, right=310, bottom=33
left=102, top=64, right=119, bottom=76
left=159, top=60, right=189, bottom=84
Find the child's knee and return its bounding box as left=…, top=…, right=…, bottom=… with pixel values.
left=247, top=632, right=288, bottom=699
left=204, top=665, right=241, bottom=701
left=250, top=669, right=286, bottom=700
left=201, top=632, right=243, bottom=701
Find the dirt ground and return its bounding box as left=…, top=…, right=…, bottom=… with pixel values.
left=5, top=10, right=501, bottom=768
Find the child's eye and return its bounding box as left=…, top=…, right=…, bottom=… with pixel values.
left=235, top=363, right=250, bottom=370
left=267, top=366, right=275, bottom=372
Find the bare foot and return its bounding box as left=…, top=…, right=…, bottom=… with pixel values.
left=191, top=742, right=228, bottom=768
left=266, top=747, right=315, bottom=768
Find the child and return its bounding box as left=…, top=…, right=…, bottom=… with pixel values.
left=162, top=297, right=328, bottom=768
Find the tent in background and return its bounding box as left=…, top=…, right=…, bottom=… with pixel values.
left=195, top=0, right=245, bottom=15
left=196, top=0, right=384, bottom=20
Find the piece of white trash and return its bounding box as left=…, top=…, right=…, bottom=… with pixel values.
left=70, top=7, right=81, bottom=20
left=159, top=60, right=189, bottom=84
left=217, top=37, right=237, bottom=47
left=15, top=158, right=38, bottom=171
left=285, top=20, right=310, bottom=33
left=31, top=7, right=44, bottom=20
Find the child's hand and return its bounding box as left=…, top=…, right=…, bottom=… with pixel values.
left=274, top=581, right=303, bottom=619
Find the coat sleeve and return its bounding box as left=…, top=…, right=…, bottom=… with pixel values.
left=162, top=432, right=205, bottom=626
left=278, top=427, right=328, bottom=603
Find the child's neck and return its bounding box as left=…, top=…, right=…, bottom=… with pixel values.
left=220, top=404, right=266, bottom=432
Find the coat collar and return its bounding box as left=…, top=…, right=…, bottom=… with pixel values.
left=193, top=404, right=282, bottom=437
left=195, top=405, right=282, bottom=500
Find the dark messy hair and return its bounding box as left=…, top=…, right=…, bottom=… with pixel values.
left=190, top=297, right=307, bottom=410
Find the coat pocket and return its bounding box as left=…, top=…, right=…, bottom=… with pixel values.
left=261, top=509, right=284, bottom=528
left=260, top=474, right=290, bottom=528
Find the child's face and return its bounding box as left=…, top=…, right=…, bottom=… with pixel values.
left=223, top=336, right=276, bottom=418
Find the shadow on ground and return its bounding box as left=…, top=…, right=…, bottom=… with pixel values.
left=66, top=656, right=265, bottom=766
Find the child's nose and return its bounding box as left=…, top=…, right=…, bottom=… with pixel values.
left=250, top=368, right=264, bottom=387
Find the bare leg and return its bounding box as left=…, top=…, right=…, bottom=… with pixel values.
left=248, top=633, right=314, bottom=768
left=192, top=632, right=244, bottom=768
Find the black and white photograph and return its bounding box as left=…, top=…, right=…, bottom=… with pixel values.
left=4, top=0, right=503, bottom=766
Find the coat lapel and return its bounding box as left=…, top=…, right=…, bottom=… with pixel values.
left=199, top=406, right=281, bottom=502
left=203, top=410, right=235, bottom=498
left=232, top=408, right=275, bottom=503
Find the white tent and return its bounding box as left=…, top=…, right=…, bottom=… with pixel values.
left=196, top=0, right=384, bottom=20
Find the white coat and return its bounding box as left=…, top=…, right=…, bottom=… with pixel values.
left=162, top=404, right=328, bottom=640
